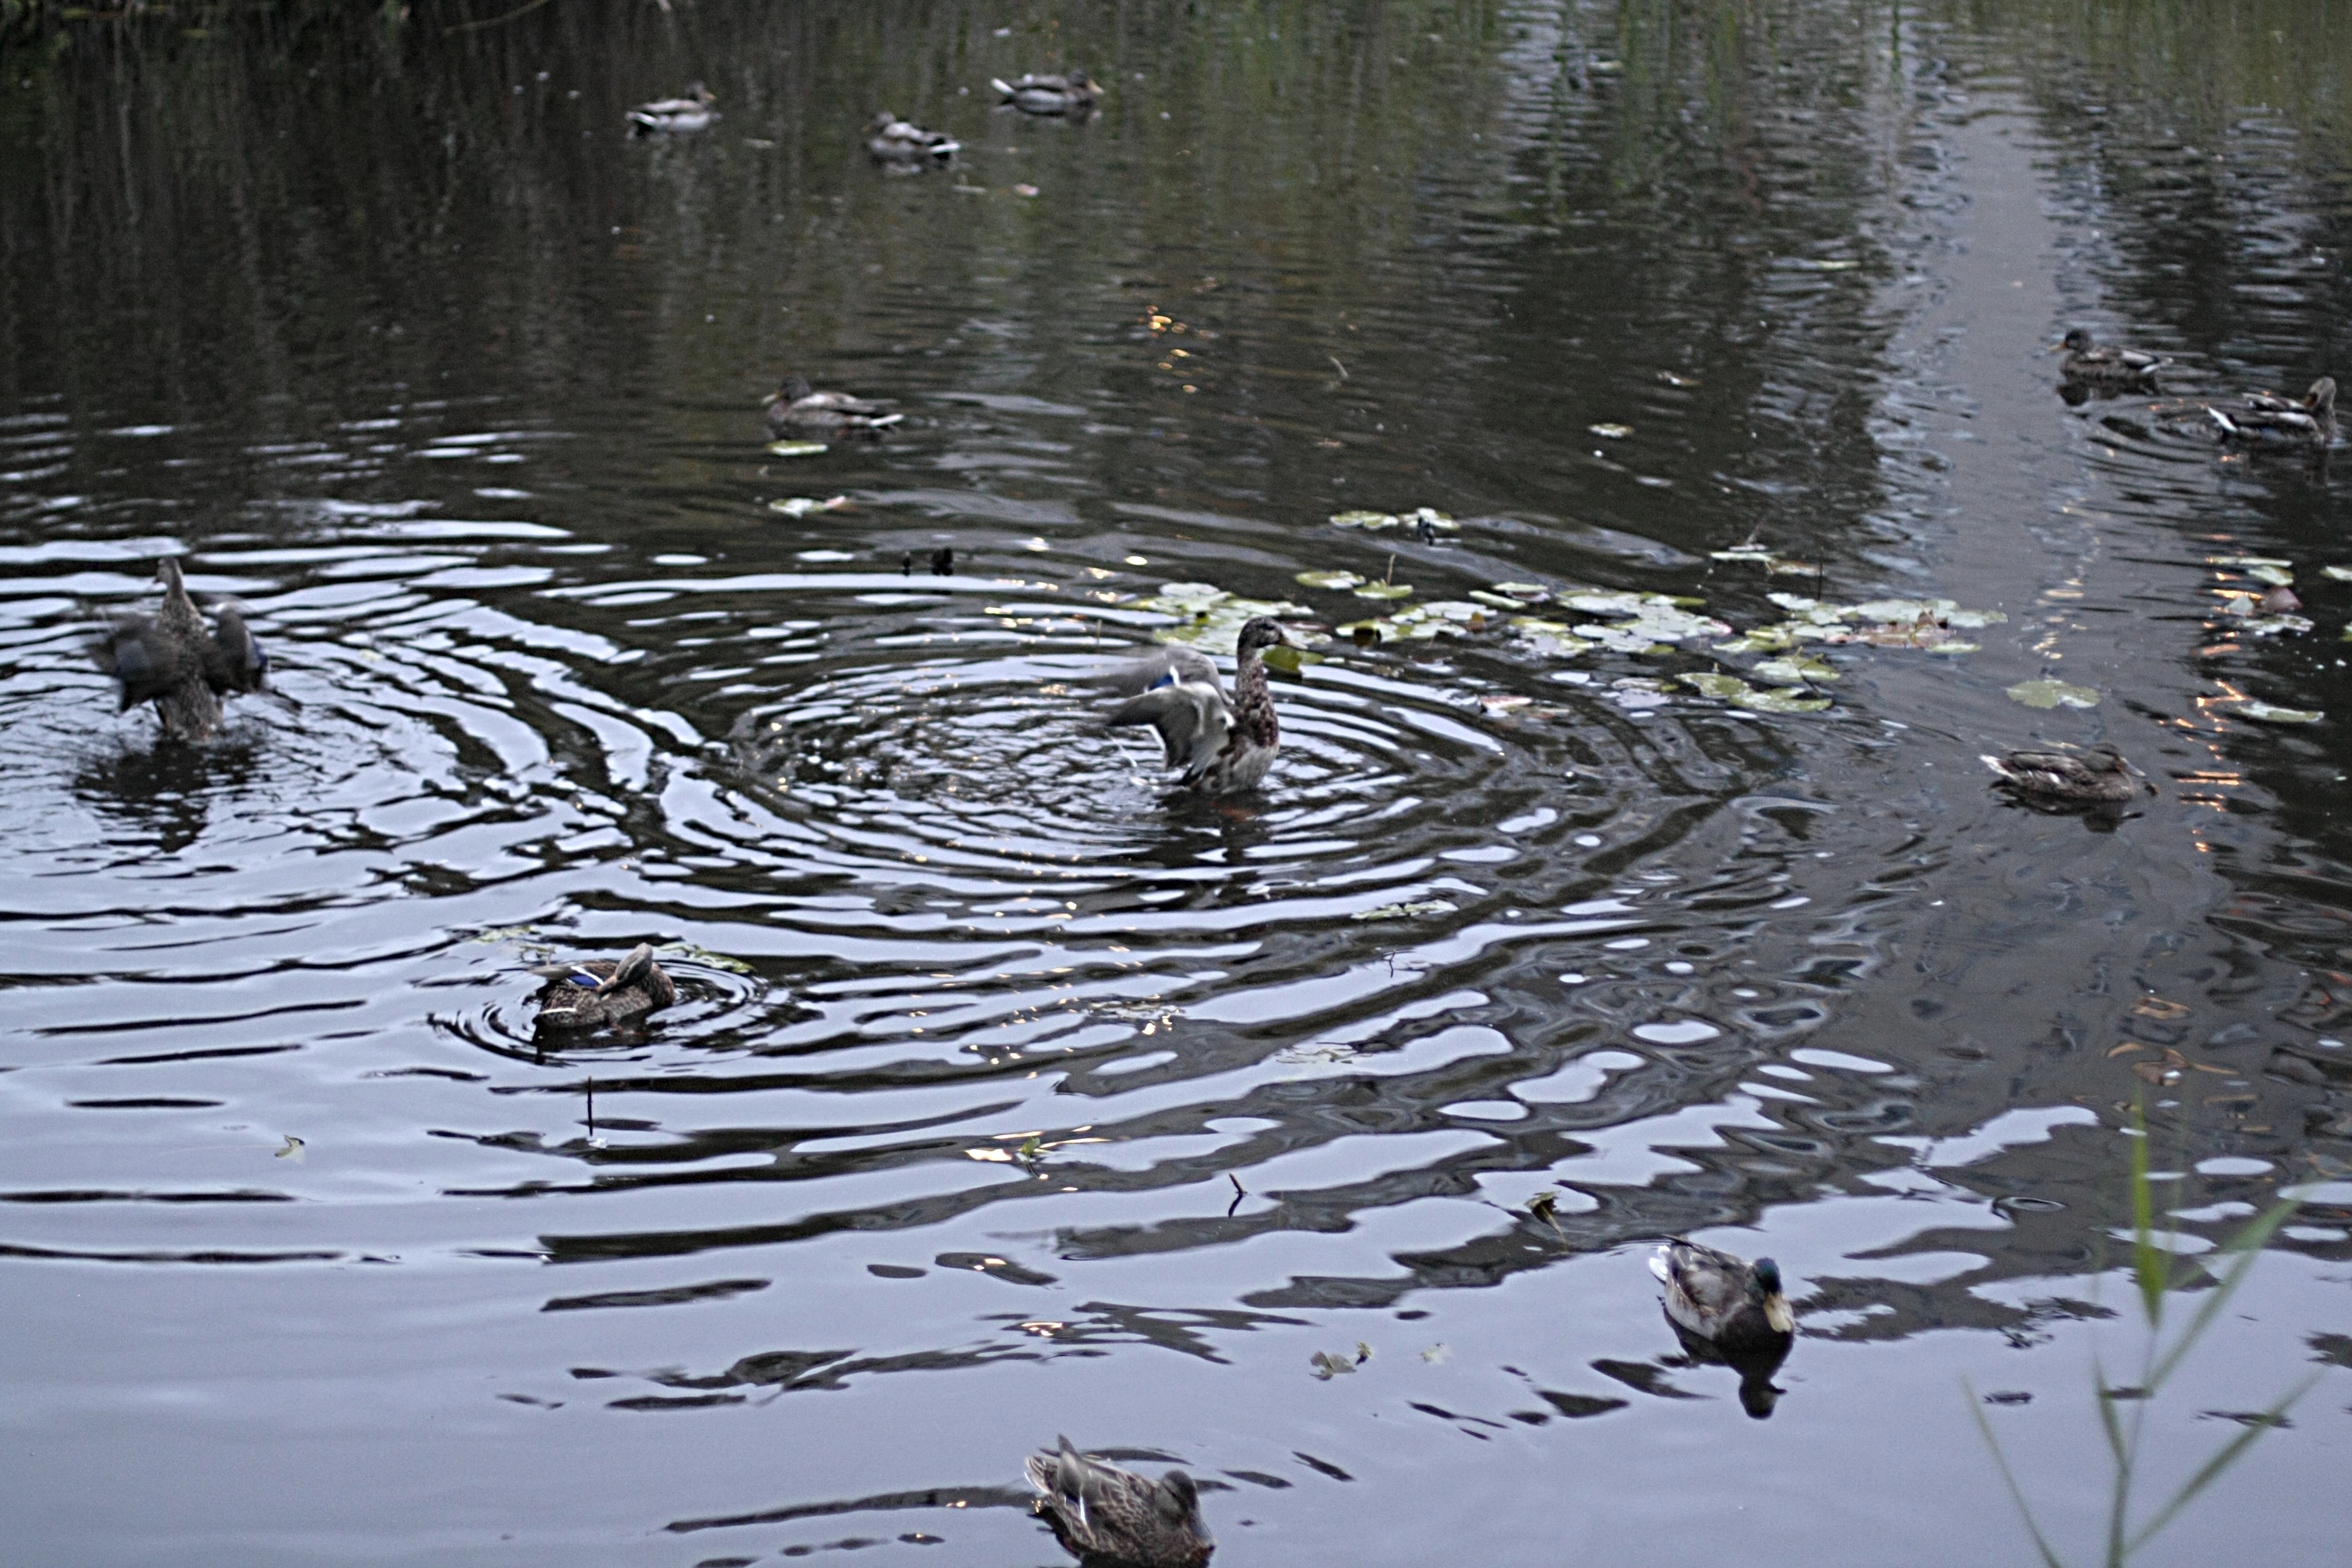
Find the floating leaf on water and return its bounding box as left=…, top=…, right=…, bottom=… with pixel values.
left=768, top=495, right=849, bottom=518
left=2246, top=615, right=2313, bottom=638
left=1478, top=694, right=1533, bottom=713
left=1310, top=1350, right=1360, bottom=1379
left=1338, top=617, right=1392, bottom=644
left=1589, top=423, right=1633, bottom=439
left=1351, top=898, right=1459, bottom=922
left=1330, top=509, right=1401, bottom=530
left=1711, top=547, right=1775, bottom=564
left=766, top=440, right=830, bottom=457
left=276, top=1135, right=305, bottom=1160
left=1734, top=685, right=1833, bottom=714
left=658, top=941, right=755, bottom=974
left=1153, top=581, right=1229, bottom=606
left=1296, top=569, right=1365, bottom=590
left=1420, top=601, right=1489, bottom=626
left=1792, top=256, right=1863, bottom=270
left=1471, top=589, right=1532, bottom=610
left=2325, top=565, right=2352, bottom=582
left=2210, top=555, right=2296, bottom=585
left=2007, top=679, right=2100, bottom=710
left=1261, top=644, right=1325, bottom=675
left=2239, top=702, right=2324, bottom=725
left=1751, top=655, right=1838, bottom=685
left=1354, top=581, right=1414, bottom=601
left=1711, top=627, right=1797, bottom=654
left=1420, top=1344, right=1452, bottom=1364
left=1490, top=582, right=1550, bottom=602
left=1925, top=642, right=1981, bottom=655
left=1679, top=671, right=1752, bottom=700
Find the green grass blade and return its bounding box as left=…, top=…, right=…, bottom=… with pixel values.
left=2128, top=1114, right=2164, bottom=1327
left=1965, top=1379, right=2070, bottom=1568
left=2148, top=1195, right=2305, bottom=1393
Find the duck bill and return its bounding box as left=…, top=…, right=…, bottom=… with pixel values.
left=1764, top=1293, right=1795, bottom=1335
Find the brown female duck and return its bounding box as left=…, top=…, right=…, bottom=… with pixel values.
left=1024, top=1436, right=1213, bottom=1568
left=2209, top=377, right=2337, bottom=448
left=991, top=70, right=1101, bottom=115
left=93, top=558, right=269, bottom=742
left=528, top=943, right=678, bottom=1033
left=1100, top=617, right=1289, bottom=794
left=763, top=374, right=903, bottom=437
left=1981, top=743, right=2148, bottom=804
left=2054, top=328, right=2166, bottom=385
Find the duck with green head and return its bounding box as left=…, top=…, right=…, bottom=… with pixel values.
left=1652, top=1240, right=1795, bottom=1359
left=1024, top=1436, right=1213, bottom=1568
left=93, top=558, right=270, bottom=742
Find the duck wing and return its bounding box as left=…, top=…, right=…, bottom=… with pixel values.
left=1651, top=1240, right=1751, bottom=1325
left=93, top=616, right=200, bottom=710
left=1090, top=645, right=1224, bottom=699
left=203, top=605, right=270, bottom=694
left=1106, top=677, right=1230, bottom=774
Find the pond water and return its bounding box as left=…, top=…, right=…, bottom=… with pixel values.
left=4, top=2, right=2350, bottom=1564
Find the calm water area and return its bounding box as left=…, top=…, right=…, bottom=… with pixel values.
left=4, top=2, right=2351, bottom=1563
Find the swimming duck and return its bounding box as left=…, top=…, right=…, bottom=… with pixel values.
left=991, top=70, right=1101, bottom=115
left=1651, top=1240, right=1795, bottom=1359
left=1100, top=618, right=1289, bottom=794
left=764, top=374, right=904, bottom=437
left=2054, top=328, right=2166, bottom=385
left=1981, top=743, right=2148, bottom=805
left=867, top=111, right=959, bottom=162
left=92, top=558, right=270, bottom=742
left=2208, top=377, right=2337, bottom=447
left=628, top=82, right=718, bottom=135
left=528, top=943, right=678, bottom=1033
left=1024, top=1436, right=1214, bottom=1568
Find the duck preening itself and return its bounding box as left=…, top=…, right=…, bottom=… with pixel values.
left=93, top=558, right=270, bottom=742
left=528, top=943, right=678, bottom=1033
left=628, top=82, right=718, bottom=135
left=1024, top=1436, right=1214, bottom=1568
left=867, top=111, right=959, bottom=162
left=991, top=70, right=1102, bottom=115
left=1981, top=743, right=2149, bottom=805
left=2054, top=328, right=2166, bottom=385
left=1099, top=618, right=1289, bottom=794
left=2208, top=377, right=2337, bottom=447
left=764, top=374, right=904, bottom=437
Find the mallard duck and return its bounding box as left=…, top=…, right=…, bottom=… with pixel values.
left=93, top=558, right=270, bottom=742
left=1024, top=1436, right=1214, bottom=1568
left=1100, top=618, right=1289, bottom=794
left=628, top=82, right=717, bottom=136
left=2054, top=328, right=2166, bottom=385
left=991, top=70, right=1101, bottom=115
left=867, top=110, right=959, bottom=162
left=1651, top=1240, right=1795, bottom=1359
left=1981, top=743, right=2148, bottom=804
left=528, top=943, right=678, bottom=1033
left=2208, top=377, right=2337, bottom=447
left=763, top=374, right=903, bottom=437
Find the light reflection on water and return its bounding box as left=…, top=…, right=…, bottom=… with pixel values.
left=2, top=1, right=2350, bottom=1564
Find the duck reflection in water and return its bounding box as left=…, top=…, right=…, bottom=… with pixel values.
left=1025, top=1435, right=1214, bottom=1568
left=1653, top=1240, right=1797, bottom=1419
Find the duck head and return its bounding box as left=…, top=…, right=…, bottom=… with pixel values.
left=1152, top=1469, right=1203, bottom=1527
left=1235, top=616, right=1290, bottom=659
left=765, top=373, right=815, bottom=407
left=1748, top=1256, right=1796, bottom=1334
left=2056, top=328, right=2094, bottom=353
left=2305, top=376, right=2337, bottom=415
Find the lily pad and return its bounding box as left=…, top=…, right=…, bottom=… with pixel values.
left=1589, top=423, right=1633, bottom=439
left=1489, top=582, right=1551, bottom=602
left=1296, top=569, right=1365, bottom=590
left=1734, top=685, right=1834, bottom=714
left=2239, top=702, right=2323, bottom=725
left=2211, top=556, right=2296, bottom=587
left=1679, top=671, right=1751, bottom=700
left=768, top=495, right=849, bottom=518
left=2325, top=566, right=2352, bottom=582
left=1351, top=898, right=1459, bottom=922
left=1354, top=581, right=1415, bottom=601
left=1751, top=655, right=1838, bottom=685
left=766, top=440, right=830, bottom=457
left=2007, top=679, right=2100, bottom=710
left=1329, top=509, right=1402, bottom=531
left=1261, top=644, right=1325, bottom=675
left=1330, top=505, right=1459, bottom=534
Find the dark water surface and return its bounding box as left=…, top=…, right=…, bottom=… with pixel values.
left=5, top=2, right=2351, bottom=1563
